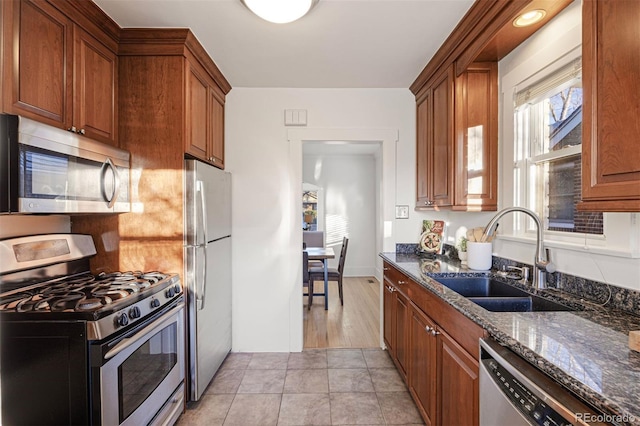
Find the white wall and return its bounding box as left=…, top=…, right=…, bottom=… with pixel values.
left=226, top=88, right=426, bottom=352
left=303, top=152, right=377, bottom=276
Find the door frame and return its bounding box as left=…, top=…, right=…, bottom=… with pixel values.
left=288, top=127, right=398, bottom=351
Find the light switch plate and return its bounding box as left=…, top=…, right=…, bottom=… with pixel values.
left=396, top=205, right=409, bottom=219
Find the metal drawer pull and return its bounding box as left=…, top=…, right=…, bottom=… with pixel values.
left=398, top=280, right=406, bottom=285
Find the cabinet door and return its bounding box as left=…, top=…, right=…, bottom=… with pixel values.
left=74, top=27, right=117, bottom=145
left=383, top=279, right=395, bottom=355
left=3, top=0, right=73, bottom=127
left=581, top=0, right=640, bottom=211
left=438, top=329, right=479, bottom=426
left=409, top=305, right=437, bottom=426
left=454, top=62, right=498, bottom=211
left=185, top=61, right=210, bottom=161
left=416, top=92, right=431, bottom=207
left=430, top=66, right=454, bottom=207
left=208, top=88, right=225, bottom=168
left=395, top=290, right=409, bottom=380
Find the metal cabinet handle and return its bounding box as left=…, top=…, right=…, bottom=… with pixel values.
left=397, top=280, right=406, bottom=285
left=383, top=267, right=389, bottom=271
left=68, top=126, right=77, bottom=133
left=425, top=325, right=440, bottom=336
left=78, top=128, right=85, bottom=135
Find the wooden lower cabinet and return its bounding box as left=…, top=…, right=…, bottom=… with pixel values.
left=383, top=262, right=483, bottom=426
left=383, top=277, right=409, bottom=380
left=438, top=328, right=479, bottom=426
left=409, top=304, right=437, bottom=426
left=395, top=290, right=409, bottom=379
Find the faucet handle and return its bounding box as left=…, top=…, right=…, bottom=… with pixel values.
left=545, top=248, right=556, bottom=273
left=536, top=248, right=556, bottom=273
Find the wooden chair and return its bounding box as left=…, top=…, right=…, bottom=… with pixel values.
left=309, top=237, right=349, bottom=305
left=302, top=250, right=312, bottom=310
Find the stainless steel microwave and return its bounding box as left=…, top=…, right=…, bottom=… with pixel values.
left=0, top=114, right=130, bottom=214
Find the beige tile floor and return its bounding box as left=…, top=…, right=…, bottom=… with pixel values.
left=177, top=348, right=424, bottom=426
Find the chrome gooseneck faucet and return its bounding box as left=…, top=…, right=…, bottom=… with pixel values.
left=480, top=207, right=556, bottom=289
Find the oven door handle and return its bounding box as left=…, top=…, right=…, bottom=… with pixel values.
left=104, top=302, right=184, bottom=360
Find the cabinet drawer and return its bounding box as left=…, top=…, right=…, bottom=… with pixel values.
left=383, top=262, right=410, bottom=291
left=407, top=278, right=485, bottom=358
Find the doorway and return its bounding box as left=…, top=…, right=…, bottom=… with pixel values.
left=301, top=140, right=381, bottom=348
left=288, top=127, right=398, bottom=352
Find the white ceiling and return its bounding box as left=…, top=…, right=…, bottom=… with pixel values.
left=94, top=0, right=474, bottom=88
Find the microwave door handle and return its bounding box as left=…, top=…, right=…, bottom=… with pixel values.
left=101, top=158, right=121, bottom=209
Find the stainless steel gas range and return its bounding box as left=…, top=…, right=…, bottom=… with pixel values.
left=0, top=233, right=185, bottom=426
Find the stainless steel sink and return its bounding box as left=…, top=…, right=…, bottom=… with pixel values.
left=434, top=277, right=574, bottom=312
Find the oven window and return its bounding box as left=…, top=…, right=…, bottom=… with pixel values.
left=118, top=323, right=177, bottom=422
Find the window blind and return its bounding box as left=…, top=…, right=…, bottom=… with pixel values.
left=515, top=57, right=582, bottom=108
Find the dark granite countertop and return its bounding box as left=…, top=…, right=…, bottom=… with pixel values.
left=380, top=252, right=640, bottom=426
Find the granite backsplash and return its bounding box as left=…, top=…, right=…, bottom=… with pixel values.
left=395, top=243, right=640, bottom=317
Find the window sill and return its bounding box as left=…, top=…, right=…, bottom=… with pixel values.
left=497, top=234, right=640, bottom=259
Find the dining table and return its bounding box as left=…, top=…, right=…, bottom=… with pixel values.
left=304, top=246, right=335, bottom=310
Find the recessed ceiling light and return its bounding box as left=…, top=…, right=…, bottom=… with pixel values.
left=241, top=0, right=319, bottom=24
left=513, top=9, right=547, bottom=27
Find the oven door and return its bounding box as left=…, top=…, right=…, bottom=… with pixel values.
left=98, top=301, right=185, bottom=426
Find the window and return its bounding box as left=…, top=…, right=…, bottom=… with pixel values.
left=513, top=58, right=602, bottom=235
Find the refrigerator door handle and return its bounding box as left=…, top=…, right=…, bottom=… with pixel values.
left=196, top=180, right=208, bottom=310
left=197, top=180, right=209, bottom=247
left=197, top=245, right=208, bottom=310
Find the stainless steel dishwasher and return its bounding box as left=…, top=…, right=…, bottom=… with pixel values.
left=479, top=339, right=606, bottom=426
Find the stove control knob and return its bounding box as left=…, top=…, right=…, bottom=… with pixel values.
left=151, top=298, right=161, bottom=308
left=116, top=313, right=129, bottom=327
left=129, top=306, right=141, bottom=319
left=174, top=284, right=181, bottom=294
left=165, top=288, right=175, bottom=298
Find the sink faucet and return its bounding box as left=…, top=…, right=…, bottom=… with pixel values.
left=480, top=207, right=556, bottom=289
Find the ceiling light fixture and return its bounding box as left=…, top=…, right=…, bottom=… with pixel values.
left=241, top=0, right=319, bottom=24
left=513, top=9, right=546, bottom=27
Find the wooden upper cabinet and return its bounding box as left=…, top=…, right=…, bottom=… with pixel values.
left=580, top=0, right=640, bottom=211
left=2, top=0, right=118, bottom=146
left=185, top=55, right=226, bottom=169
left=415, top=66, right=454, bottom=209
left=209, top=89, right=225, bottom=168
left=3, top=0, right=73, bottom=126
left=185, top=60, right=210, bottom=161
left=454, top=62, right=498, bottom=211
left=430, top=66, right=455, bottom=207
left=74, top=27, right=117, bottom=145
left=416, top=92, right=431, bottom=207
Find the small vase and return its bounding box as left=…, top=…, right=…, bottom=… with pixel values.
left=458, top=251, right=467, bottom=263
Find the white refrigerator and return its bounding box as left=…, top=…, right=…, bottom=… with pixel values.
left=184, top=159, right=232, bottom=402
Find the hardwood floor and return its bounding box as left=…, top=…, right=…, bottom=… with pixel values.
left=303, top=276, right=381, bottom=349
